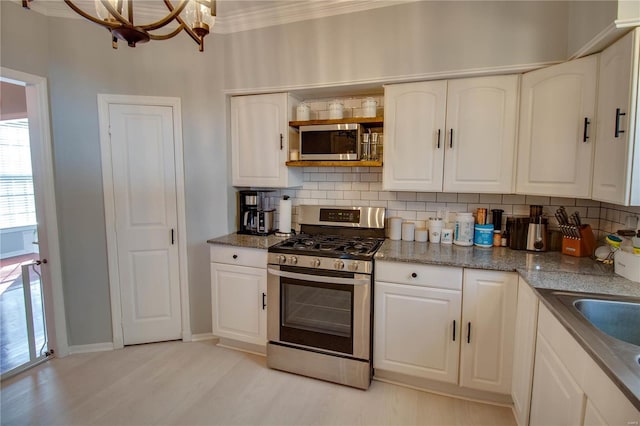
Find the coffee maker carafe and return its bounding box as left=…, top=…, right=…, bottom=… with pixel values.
left=238, top=190, right=276, bottom=235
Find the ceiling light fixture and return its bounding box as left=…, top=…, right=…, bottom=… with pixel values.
left=22, top=0, right=215, bottom=52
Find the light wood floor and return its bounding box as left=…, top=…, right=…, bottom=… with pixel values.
left=0, top=340, right=516, bottom=426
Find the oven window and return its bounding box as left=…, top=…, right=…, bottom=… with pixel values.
left=280, top=278, right=353, bottom=354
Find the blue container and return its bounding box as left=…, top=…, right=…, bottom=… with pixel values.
left=474, top=224, right=494, bottom=247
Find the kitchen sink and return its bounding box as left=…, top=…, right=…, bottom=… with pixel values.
left=573, top=299, right=640, bottom=347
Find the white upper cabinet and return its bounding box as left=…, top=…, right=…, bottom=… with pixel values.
left=231, top=93, right=302, bottom=188
left=383, top=81, right=447, bottom=191
left=443, top=76, right=519, bottom=193
left=383, top=76, right=518, bottom=193
left=592, top=28, right=640, bottom=206
left=516, top=55, right=598, bottom=198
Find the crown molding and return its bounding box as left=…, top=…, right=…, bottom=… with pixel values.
left=16, top=0, right=419, bottom=34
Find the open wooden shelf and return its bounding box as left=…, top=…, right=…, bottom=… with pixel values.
left=286, top=160, right=383, bottom=167
left=289, top=117, right=383, bottom=127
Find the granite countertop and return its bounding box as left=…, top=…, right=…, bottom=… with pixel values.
left=208, top=234, right=638, bottom=296
left=375, top=240, right=640, bottom=297
left=207, top=233, right=288, bottom=250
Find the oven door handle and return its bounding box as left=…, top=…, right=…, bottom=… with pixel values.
left=267, top=268, right=370, bottom=286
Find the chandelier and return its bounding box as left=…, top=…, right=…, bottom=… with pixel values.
left=23, top=0, right=216, bottom=52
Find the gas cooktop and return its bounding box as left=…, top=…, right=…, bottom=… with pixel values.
left=269, top=234, right=384, bottom=260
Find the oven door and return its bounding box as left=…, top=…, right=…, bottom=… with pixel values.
left=267, top=265, right=371, bottom=360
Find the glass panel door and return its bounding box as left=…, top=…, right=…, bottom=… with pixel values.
left=0, top=114, right=49, bottom=378
left=280, top=277, right=354, bottom=354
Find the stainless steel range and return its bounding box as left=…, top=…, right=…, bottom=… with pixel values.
left=266, top=205, right=385, bottom=389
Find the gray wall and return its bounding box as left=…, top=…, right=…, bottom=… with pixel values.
left=1, top=1, right=227, bottom=344
left=223, top=1, right=570, bottom=91
left=0, top=0, right=608, bottom=345
left=567, top=1, right=617, bottom=57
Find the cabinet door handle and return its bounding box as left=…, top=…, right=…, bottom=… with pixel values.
left=615, top=108, right=626, bottom=138
left=467, top=322, right=471, bottom=343
left=437, top=129, right=441, bottom=149
left=171, top=229, right=175, bottom=245
left=583, top=117, right=590, bottom=142
left=262, top=292, right=267, bottom=310
left=449, top=128, right=453, bottom=148
left=452, top=320, right=456, bottom=341
left=280, top=133, right=283, bottom=150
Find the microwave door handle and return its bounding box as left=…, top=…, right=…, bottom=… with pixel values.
left=267, top=267, right=369, bottom=286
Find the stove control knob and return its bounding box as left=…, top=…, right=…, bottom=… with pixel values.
left=312, top=258, right=322, bottom=268
left=334, top=260, right=345, bottom=270
left=348, top=261, right=359, bottom=272
left=289, top=256, right=298, bottom=265
left=278, top=255, right=287, bottom=264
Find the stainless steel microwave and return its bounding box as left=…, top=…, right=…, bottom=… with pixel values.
left=299, top=123, right=361, bottom=160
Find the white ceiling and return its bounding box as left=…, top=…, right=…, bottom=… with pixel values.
left=22, top=0, right=418, bottom=34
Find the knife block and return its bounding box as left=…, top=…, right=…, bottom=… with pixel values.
left=562, top=225, right=596, bottom=257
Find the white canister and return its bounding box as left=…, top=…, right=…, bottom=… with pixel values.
left=329, top=100, right=344, bottom=119
left=296, top=103, right=310, bottom=121
left=289, top=149, right=299, bottom=161
left=388, top=217, right=402, bottom=240
left=429, top=218, right=443, bottom=243
left=441, top=228, right=453, bottom=244
left=362, top=97, right=378, bottom=118
left=454, top=212, right=475, bottom=246
left=402, top=221, right=415, bottom=242
left=415, top=228, right=428, bottom=242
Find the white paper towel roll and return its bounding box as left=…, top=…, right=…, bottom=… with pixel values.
left=279, top=198, right=292, bottom=233
left=388, top=217, right=402, bottom=240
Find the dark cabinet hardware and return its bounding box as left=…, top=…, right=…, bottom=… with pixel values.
left=467, top=322, right=471, bottom=343
left=411, top=272, right=417, bottom=278
left=615, top=108, right=626, bottom=138
left=437, top=129, right=441, bottom=149
left=583, top=117, right=590, bottom=142
left=449, top=128, right=453, bottom=148
left=280, top=133, right=283, bottom=150
left=262, top=292, right=267, bottom=310
left=232, top=254, right=238, bottom=259
left=171, top=229, right=175, bottom=245
left=453, top=320, right=456, bottom=341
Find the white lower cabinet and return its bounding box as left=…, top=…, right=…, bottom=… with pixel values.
left=460, top=269, right=518, bottom=394
left=511, top=278, right=540, bottom=426
left=374, top=262, right=517, bottom=396
left=529, top=303, right=640, bottom=426
left=374, top=280, right=462, bottom=383
left=210, top=246, right=267, bottom=346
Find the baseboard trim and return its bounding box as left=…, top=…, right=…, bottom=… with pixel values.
left=373, top=369, right=513, bottom=407
left=190, top=333, right=217, bottom=342
left=68, top=342, right=114, bottom=354
left=217, top=338, right=266, bottom=356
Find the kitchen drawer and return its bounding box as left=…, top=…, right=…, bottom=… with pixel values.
left=375, top=261, right=462, bottom=291
left=210, top=245, right=267, bottom=269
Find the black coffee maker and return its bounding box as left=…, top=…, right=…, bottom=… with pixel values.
left=238, top=190, right=275, bottom=235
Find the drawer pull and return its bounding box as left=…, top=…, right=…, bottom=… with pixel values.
left=411, top=272, right=417, bottom=278
left=232, top=254, right=238, bottom=259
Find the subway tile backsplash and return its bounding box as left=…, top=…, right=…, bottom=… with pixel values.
left=267, top=168, right=640, bottom=241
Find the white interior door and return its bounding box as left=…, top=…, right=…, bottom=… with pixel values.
left=108, top=103, right=182, bottom=345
